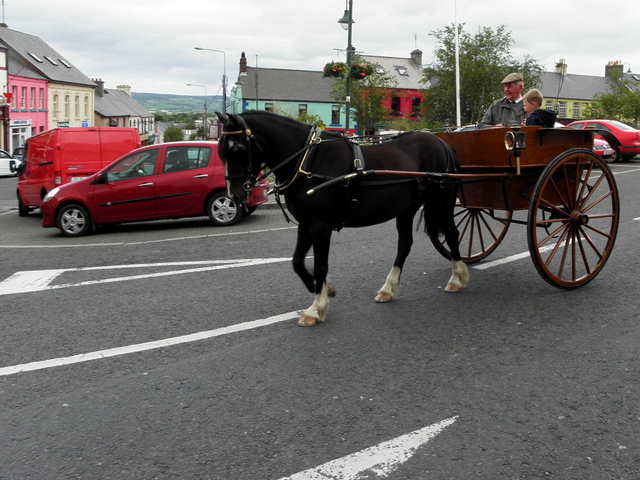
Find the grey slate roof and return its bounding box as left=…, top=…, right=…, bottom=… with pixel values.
left=360, top=54, right=424, bottom=90
left=240, top=66, right=336, bottom=102
left=7, top=54, right=47, bottom=81
left=0, top=26, right=95, bottom=87
left=95, top=89, right=153, bottom=118
left=539, top=72, right=611, bottom=101
left=239, top=53, right=425, bottom=104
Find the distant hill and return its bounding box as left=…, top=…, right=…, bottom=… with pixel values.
left=132, top=92, right=222, bottom=114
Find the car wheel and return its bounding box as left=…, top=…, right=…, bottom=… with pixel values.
left=17, top=194, right=30, bottom=217
left=57, top=203, right=92, bottom=237
left=611, top=148, right=622, bottom=162
left=207, top=192, right=242, bottom=226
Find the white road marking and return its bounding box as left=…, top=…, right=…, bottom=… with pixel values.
left=277, top=416, right=458, bottom=480
left=0, top=225, right=297, bottom=248
left=0, top=310, right=300, bottom=376
left=0, top=258, right=290, bottom=295
left=473, top=242, right=558, bottom=270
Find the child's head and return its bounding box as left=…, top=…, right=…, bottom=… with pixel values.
left=523, top=89, right=543, bottom=114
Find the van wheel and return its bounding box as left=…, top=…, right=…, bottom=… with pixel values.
left=57, top=203, right=92, bottom=237
left=17, top=194, right=30, bottom=217
left=207, top=192, right=242, bottom=226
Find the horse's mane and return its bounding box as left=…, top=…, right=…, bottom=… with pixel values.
left=241, top=110, right=343, bottom=139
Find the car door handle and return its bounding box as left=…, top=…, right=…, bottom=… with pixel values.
left=193, top=174, right=209, bottom=178
left=138, top=182, right=154, bottom=187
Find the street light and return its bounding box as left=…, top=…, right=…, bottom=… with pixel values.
left=338, top=0, right=354, bottom=135
left=195, top=47, right=227, bottom=114
left=187, top=83, right=207, bottom=139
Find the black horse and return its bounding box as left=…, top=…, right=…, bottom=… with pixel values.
left=216, top=111, right=468, bottom=326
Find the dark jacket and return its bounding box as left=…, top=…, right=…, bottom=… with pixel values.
left=525, top=109, right=557, bottom=127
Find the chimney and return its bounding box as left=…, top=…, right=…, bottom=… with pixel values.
left=116, top=85, right=132, bottom=96
left=410, top=49, right=423, bottom=67
left=555, top=59, right=567, bottom=76
left=605, top=60, right=624, bottom=79
left=93, top=78, right=105, bottom=98
left=239, top=51, right=247, bottom=75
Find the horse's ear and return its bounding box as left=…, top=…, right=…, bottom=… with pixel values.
left=216, top=112, right=228, bottom=125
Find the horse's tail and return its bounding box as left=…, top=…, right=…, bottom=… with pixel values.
left=422, top=139, right=459, bottom=241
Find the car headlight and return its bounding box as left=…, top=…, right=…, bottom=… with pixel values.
left=42, top=187, right=61, bottom=203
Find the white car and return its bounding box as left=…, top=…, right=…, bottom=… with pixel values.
left=0, top=149, right=20, bottom=176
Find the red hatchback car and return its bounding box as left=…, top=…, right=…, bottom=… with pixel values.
left=567, top=119, right=640, bottom=162
left=40, top=141, right=269, bottom=237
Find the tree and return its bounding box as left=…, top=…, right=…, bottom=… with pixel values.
left=329, top=56, right=399, bottom=134
left=164, top=127, right=184, bottom=142
left=584, top=71, right=640, bottom=126
left=421, top=24, right=544, bottom=129
left=278, top=107, right=324, bottom=126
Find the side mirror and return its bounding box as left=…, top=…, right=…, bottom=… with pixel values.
left=93, top=172, right=107, bottom=185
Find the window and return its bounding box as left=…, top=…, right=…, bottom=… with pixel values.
left=53, top=94, right=59, bottom=119
left=11, top=86, right=17, bottom=109
left=545, top=100, right=554, bottom=110
left=557, top=101, right=567, bottom=117
left=298, top=104, right=307, bottom=116
left=394, top=66, right=409, bottom=76
left=30, top=88, right=36, bottom=110
left=84, top=96, right=89, bottom=118
left=331, top=105, right=341, bottom=124
left=64, top=95, right=70, bottom=119
left=39, top=88, right=45, bottom=110
left=411, top=97, right=421, bottom=116
left=44, top=56, right=58, bottom=65
left=21, top=87, right=27, bottom=110
left=59, top=58, right=72, bottom=68
left=265, top=103, right=274, bottom=112
left=572, top=102, right=580, bottom=118
left=28, top=52, right=43, bottom=63
left=74, top=95, right=80, bottom=119
left=105, top=149, right=159, bottom=182
left=163, top=146, right=211, bottom=173
left=391, top=97, right=401, bottom=116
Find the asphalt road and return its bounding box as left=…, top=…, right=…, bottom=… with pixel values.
left=1, top=162, right=640, bottom=479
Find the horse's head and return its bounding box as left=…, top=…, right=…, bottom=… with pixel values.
left=216, top=112, right=262, bottom=203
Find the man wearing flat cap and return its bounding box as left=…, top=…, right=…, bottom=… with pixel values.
left=480, top=73, right=525, bottom=127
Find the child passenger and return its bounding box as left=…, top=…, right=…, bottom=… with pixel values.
left=522, top=89, right=557, bottom=127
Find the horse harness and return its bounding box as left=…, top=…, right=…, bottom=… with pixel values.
left=222, top=121, right=455, bottom=227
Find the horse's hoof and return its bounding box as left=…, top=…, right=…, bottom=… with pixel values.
left=327, top=284, right=337, bottom=297
left=375, top=291, right=393, bottom=303
left=444, top=282, right=463, bottom=292
left=298, top=314, right=320, bottom=326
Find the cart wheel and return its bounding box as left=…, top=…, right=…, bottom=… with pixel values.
left=527, top=148, right=619, bottom=288
left=431, top=201, right=512, bottom=263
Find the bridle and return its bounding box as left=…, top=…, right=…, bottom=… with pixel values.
left=220, top=116, right=325, bottom=197
left=220, top=118, right=259, bottom=197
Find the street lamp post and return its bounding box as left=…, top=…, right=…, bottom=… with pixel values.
left=187, top=83, right=207, bottom=139
left=338, top=0, right=354, bottom=135
left=195, top=47, right=227, bottom=114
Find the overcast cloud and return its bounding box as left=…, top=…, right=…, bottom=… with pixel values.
left=4, top=0, right=636, bottom=98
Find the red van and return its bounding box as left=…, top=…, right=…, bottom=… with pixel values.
left=17, top=127, right=141, bottom=215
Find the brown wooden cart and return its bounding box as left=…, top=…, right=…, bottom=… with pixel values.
left=431, top=126, right=619, bottom=288
left=307, top=126, right=619, bottom=288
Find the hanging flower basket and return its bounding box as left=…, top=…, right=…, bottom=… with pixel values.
left=350, top=64, right=373, bottom=80
left=323, top=62, right=347, bottom=78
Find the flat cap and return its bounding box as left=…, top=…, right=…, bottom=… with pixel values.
left=501, top=73, right=524, bottom=84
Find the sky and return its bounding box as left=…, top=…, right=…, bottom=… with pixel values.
left=3, top=0, right=637, bottom=99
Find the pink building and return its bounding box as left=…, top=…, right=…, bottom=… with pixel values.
left=9, top=76, right=48, bottom=152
